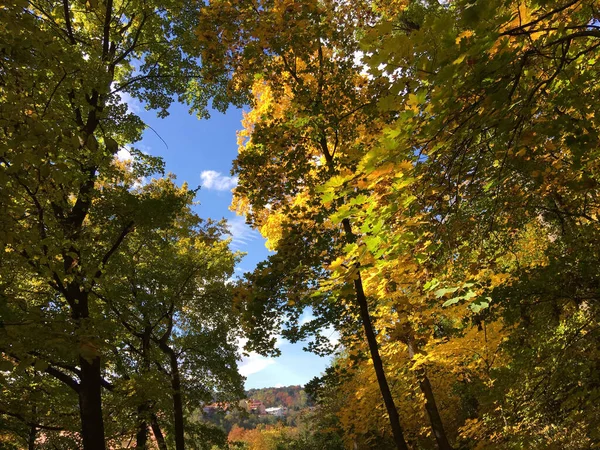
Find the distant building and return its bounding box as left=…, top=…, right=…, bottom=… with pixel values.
left=240, top=399, right=266, bottom=415
left=265, top=406, right=286, bottom=417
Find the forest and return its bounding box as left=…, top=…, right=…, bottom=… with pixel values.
left=1, top=0, right=599, bottom=449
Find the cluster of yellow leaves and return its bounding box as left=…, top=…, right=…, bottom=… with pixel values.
left=228, top=424, right=300, bottom=450
left=199, top=0, right=600, bottom=447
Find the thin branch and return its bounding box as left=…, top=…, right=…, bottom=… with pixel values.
left=542, top=29, right=600, bottom=48
left=44, top=366, right=80, bottom=392
left=111, top=13, right=147, bottom=67
left=43, top=70, right=68, bottom=115
left=146, top=124, right=169, bottom=150
left=0, top=409, right=64, bottom=432
left=62, top=0, right=76, bottom=44
left=500, top=0, right=580, bottom=36
left=92, top=221, right=135, bottom=282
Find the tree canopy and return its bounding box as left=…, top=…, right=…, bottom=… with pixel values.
left=1, top=0, right=245, bottom=448
left=198, top=0, right=600, bottom=448
left=2, top=0, right=600, bottom=449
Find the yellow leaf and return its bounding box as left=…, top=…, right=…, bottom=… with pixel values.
left=453, top=54, right=467, bottom=65
left=456, top=30, right=474, bottom=44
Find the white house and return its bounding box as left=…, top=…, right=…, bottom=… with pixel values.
left=265, top=406, right=286, bottom=417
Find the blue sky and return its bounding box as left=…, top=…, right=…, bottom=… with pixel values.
left=120, top=94, right=334, bottom=389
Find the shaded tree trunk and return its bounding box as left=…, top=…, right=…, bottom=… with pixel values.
left=78, top=355, right=105, bottom=450
left=157, top=341, right=185, bottom=450
left=407, top=338, right=453, bottom=450
left=136, top=329, right=152, bottom=449
left=27, top=406, right=37, bottom=450
left=348, top=256, right=409, bottom=450
left=136, top=402, right=149, bottom=449
left=150, top=413, right=168, bottom=450
left=169, top=349, right=185, bottom=450
left=71, top=289, right=106, bottom=450
left=28, top=426, right=36, bottom=450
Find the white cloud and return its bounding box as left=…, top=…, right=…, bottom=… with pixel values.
left=237, top=338, right=276, bottom=377
left=353, top=50, right=371, bottom=78
left=200, top=170, right=238, bottom=191
left=325, top=327, right=340, bottom=348
left=298, top=312, right=339, bottom=348
left=300, top=313, right=316, bottom=326
left=275, top=335, right=288, bottom=349
left=227, top=216, right=259, bottom=249
left=118, top=91, right=142, bottom=114
left=114, top=146, right=147, bottom=189
left=111, top=82, right=143, bottom=115
left=116, top=147, right=132, bottom=161
left=237, top=337, right=249, bottom=352
left=133, top=176, right=147, bottom=189
left=239, top=353, right=276, bottom=377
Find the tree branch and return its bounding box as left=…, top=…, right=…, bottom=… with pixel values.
left=62, top=0, right=76, bottom=44
left=92, top=221, right=135, bottom=282
left=103, top=0, right=114, bottom=59
left=44, top=366, right=80, bottom=392
left=0, top=409, right=64, bottom=432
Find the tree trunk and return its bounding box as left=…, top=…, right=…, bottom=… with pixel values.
left=321, top=137, right=409, bottom=450
left=168, top=349, right=185, bottom=450
left=350, top=264, right=409, bottom=450
left=407, top=338, right=453, bottom=450
left=136, top=330, right=151, bottom=449
left=157, top=341, right=185, bottom=450
left=135, top=403, right=148, bottom=449
left=28, top=426, right=36, bottom=450
left=28, top=406, right=37, bottom=450
left=78, top=354, right=106, bottom=450
left=150, top=413, right=168, bottom=450
left=71, top=289, right=106, bottom=450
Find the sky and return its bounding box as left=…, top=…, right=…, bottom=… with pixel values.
left=121, top=94, right=335, bottom=390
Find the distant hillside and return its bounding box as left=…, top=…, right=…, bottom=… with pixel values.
left=245, top=385, right=312, bottom=410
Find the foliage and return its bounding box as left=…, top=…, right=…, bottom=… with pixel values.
left=245, top=385, right=311, bottom=410
left=2, top=0, right=600, bottom=448
left=227, top=419, right=344, bottom=450
left=199, top=0, right=600, bottom=448
left=0, top=0, right=243, bottom=448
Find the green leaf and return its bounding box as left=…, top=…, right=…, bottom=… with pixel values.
left=321, top=191, right=336, bottom=203
left=442, top=297, right=461, bottom=307
left=453, top=54, right=466, bottom=65
left=86, top=134, right=98, bottom=151
left=470, top=297, right=491, bottom=313
left=423, top=279, right=440, bottom=291
left=463, top=290, right=477, bottom=300
left=435, top=287, right=460, bottom=298
left=105, top=137, right=119, bottom=154
left=330, top=205, right=352, bottom=224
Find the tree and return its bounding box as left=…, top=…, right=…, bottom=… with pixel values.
left=198, top=1, right=455, bottom=448
left=1, top=1, right=230, bottom=447
left=98, top=179, right=244, bottom=450
left=320, top=0, right=600, bottom=447
left=201, top=0, right=600, bottom=448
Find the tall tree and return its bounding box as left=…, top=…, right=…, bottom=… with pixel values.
left=198, top=1, right=421, bottom=448
left=0, top=1, right=229, bottom=447
left=98, top=181, right=244, bottom=450
left=322, top=0, right=600, bottom=447
left=201, top=0, right=600, bottom=448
